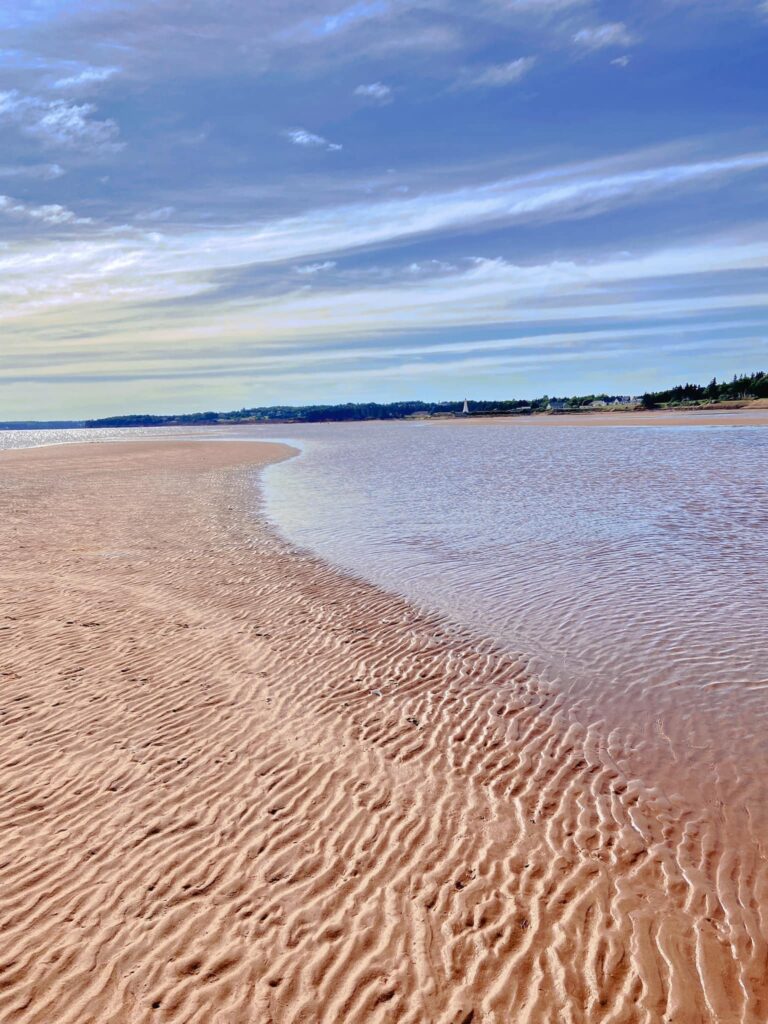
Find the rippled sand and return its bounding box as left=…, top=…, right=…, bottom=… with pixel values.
left=1, top=441, right=766, bottom=1024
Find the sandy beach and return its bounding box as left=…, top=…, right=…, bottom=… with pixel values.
left=1, top=440, right=766, bottom=1024
left=436, top=407, right=768, bottom=428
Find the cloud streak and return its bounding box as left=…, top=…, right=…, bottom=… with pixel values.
left=283, top=128, right=343, bottom=151
left=295, top=260, right=338, bottom=274
left=0, top=161, right=64, bottom=178
left=354, top=81, right=392, bottom=102
left=462, top=57, right=536, bottom=88
left=311, top=0, right=390, bottom=38
left=52, top=66, right=120, bottom=91
left=0, top=148, right=766, bottom=322
left=573, top=22, right=636, bottom=49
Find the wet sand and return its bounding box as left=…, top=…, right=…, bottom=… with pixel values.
left=1, top=440, right=766, bottom=1024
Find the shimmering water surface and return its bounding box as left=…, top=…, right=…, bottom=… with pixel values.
left=266, top=421, right=768, bottom=696
left=3, top=419, right=768, bottom=807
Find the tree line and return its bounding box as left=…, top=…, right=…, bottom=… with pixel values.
left=83, top=370, right=767, bottom=427
left=85, top=399, right=533, bottom=426
left=640, top=371, right=768, bottom=407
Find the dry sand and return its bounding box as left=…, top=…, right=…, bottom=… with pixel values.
left=1, top=440, right=766, bottom=1024
left=436, top=407, right=768, bottom=428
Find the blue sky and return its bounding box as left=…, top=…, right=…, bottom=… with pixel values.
left=1, top=0, right=767, bottom=417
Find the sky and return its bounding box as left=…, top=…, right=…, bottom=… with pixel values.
left=1, top=0, right=767, bottom=418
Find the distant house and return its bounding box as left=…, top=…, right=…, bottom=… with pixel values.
left=547, top=399, right=568, bottom=411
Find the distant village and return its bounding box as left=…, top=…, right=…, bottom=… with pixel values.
left=543, top=395, right=639, bottom=413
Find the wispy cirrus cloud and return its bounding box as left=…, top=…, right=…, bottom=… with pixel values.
left=0, top=147, right=765, bottom=322
left=232, top=149, right=768, bottom=266
left=496, top=0, right=589, bottom=9
left=52, top=65, right=120, bottom=91
left=295, top=260, right=337, bottom=274
left=573, top=22, right=636, bottom=49
left=0, top=161, right=64, bottom=178
left=309, top=0, right=390, bottom=38
left=135, top=206, right=176, bottom=222
left=11, top=322, right=762, bottom=392
left=462, top=57, right=536, bottom=88
left=3, top=232, right=767, bottom=403
left=283, top=127, right=342, bottom=151
left=354, top=81, right=392, bottom=102
left=191, top=239, right=768, bottom=344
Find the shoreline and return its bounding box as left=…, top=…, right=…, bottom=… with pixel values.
left=4, top=401, right=768, bottom=438
left=1, top=440, right=765, bottom=1023
left=435, top=406, right=768, bottom=428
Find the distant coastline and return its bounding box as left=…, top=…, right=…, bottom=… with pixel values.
left=2, top=370, right=766, bottom=430
left=0, top=420, right=87, bottom=430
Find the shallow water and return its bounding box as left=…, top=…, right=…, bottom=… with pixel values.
left=3, top=420, right=768, bottom=814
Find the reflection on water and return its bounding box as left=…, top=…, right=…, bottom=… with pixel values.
left=3, top=421, right=768, bottom=815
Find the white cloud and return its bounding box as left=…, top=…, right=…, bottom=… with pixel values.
left=408, top=259, right=457, bottom=274
left=0, top=194, right=91, bottom=225
left=312, top=0, right=391, bottom=38
left=33, top=100, right=121, bottom=150
left=3, top=230, right=767, bottom=394
left=237, top=150, right=768, bottom=265
left=498, top=0, right=589, bottom=8
left=0, top=162, right=64, bottom=179
left=354, top=82, right=392, bottom=102
left=0, top=90, right=122, bottom=153
left=611, top=55, right=631, bottom=68
left=0, top=148, right=766, bottom=329
left=573, top=23, right=636, bottom=49
left=76, top=321, right=748, bottom=379
left=0, top=92, right=23, bottom=117
left=53, top=66, right=120, bottom=91
left=136, top=206, right=176, bottom=222
left=283, top=128, right=342, bottom=151
left=465, top=57, right=536, bottom=88
left=295, top=260, right=337, bottom=274
left=210, top=240, right=768, bottom=342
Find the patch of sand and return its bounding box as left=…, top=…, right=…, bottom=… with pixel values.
left=436, top=408, right=768, bottom=427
